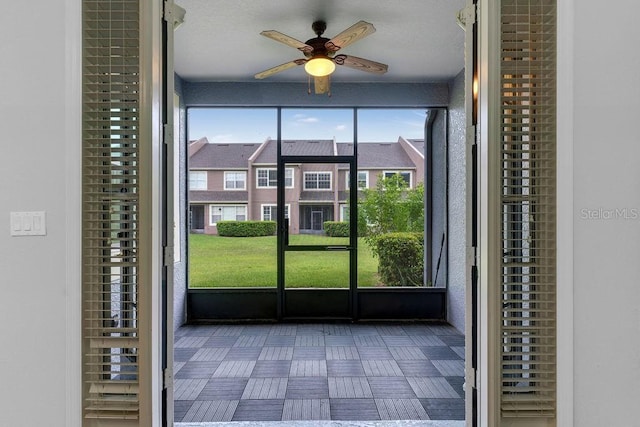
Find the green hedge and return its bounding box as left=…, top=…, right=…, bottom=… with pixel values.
left=217, top=221, right=276, bottom=237
left=324, top=221, right=350, bottom=237
left=375, top=232, right=424, bottom=286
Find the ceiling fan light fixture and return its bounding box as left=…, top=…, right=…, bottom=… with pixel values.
left=304, top=56, right=335, bottom=77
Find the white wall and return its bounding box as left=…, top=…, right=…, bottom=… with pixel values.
left=0, top=1, right=81, bottom=426
left=569, top=0, right=640, bottom=425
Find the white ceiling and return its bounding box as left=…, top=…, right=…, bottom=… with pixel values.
left=174, top=0, right=466, bottom=83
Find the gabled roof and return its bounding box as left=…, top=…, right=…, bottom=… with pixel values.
left=252, top=139, right=334, bottom=164
left=190, top=143, right=260, bottom=169
left=337, top=142, right=416, bottom=169
left=406, top=138, right=426, bottom=156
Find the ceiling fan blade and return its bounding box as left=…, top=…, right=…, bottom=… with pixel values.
left=254, top=59, right=306, bottom=79
left=314, top=76, right=330, bottom=94
left=334, top=54, right=388, bottom=74
left=325, top=20, right=376, bottom=52
left=260, top=30, right=314, bottom=53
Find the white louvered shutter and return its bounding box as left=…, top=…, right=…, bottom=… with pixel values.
left=499, top=0, right=556, bottom=419
left=82, top=0, right=141, bottom=420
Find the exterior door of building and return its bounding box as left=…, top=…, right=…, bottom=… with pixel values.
left=311, top=211, right=323, bottom=231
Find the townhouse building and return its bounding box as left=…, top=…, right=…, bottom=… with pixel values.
left=188, top=136, right=425, bottom=234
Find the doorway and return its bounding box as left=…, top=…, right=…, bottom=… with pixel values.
left=186, top=107, right=449, bottom=322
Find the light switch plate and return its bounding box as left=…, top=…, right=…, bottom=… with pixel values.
left=10, top=211, right=47, bottom=236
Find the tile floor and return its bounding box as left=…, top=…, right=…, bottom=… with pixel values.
left=174, top=323, right=465, bottom=423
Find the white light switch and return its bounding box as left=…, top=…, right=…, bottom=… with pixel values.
left=10, top=211, right=47, bottom=236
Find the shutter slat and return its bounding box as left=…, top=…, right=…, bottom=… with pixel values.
left=499, top=0, right=556, bottom=419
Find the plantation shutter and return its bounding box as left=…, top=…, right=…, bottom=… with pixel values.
left=499, top=0, right=556, bottom=418
left=82, top=0, right=141, bottom=420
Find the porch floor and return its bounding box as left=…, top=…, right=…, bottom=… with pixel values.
left=173, top=322, right=465, bottom=423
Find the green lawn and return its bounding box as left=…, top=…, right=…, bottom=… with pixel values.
left=188, top=234, right=379, bottom=288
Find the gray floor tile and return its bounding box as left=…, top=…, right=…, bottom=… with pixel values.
left=353, top=335, right=386, bottom=346
left=178, top=325, right=217, bottom=337
left=390, top=346, right=429, bottom=360
left=369, top=377, right=417, bottom=398
left=433, top=360, right=465, bottom=376
left=289, top=360, right=327, bottom=377
left=174, top=379, right=208, bottom=400
left=175, top=336, right=209, bottom=348
left=451, top=346, right=465, bottom=359
left=251, top=361, right=291, bottom=378
left=175, top=361, right=220, bottom=379
left=377, top=325, right=408, bottom=336
left=265, top=335, right=296, bottom=346
left=269, top=324, right=297, bottom=336
left=326, top=346, right=360, bottom=360
left=420, top=346, right=461, bottom=360
left=190, top=347, right=230, bottom=362
left=233, top=335, right=267, bottom=347
left=407, top=377, right=460, bottom=398
left=173, top=400, right=192, bottom=422
left=173, top=361, right=186, bottom=375
left=330, top=398, right=380, bottom=421
left=402, top=324, right=432, bottom=336
left=197, top=378, right=248, bottom=400
left=174, top=348, right=198, bottom=362
left=362, top=359, right=403, bottom=377
left=181, top=400, right=238, bottom=422
left=426, top=324, right=462, bottom=336
left=295, top=324, right=325, bottom=335
left=240, top=325, right=273, bottom=335
left=282, top=399, right=331, bottom=420
left=212, top=360, right=256, bottom=377
left=286, top=377, right=329, bottom=399
left=232, top=399, right=284, bottom=421
left=204, top=336, right=239, bottom=347
left=328, top=377, right=373, bottom=398
left=212, top=325, right=244, bottom=336
left=327, top=360, right=365, bottom=377
left=324, top=324, right=353, bottom=335
left=382, top=335, right=416, bottom=346
left=446, top=376, right=465, bottom=398
left=242, top=378, right=288, bottom=399
left=349, top=324, right=380, bottom=336
left=439, top=334, right=465, bottom=347
left=293, top=346, right=326, bottom=360
left=325, top=335, right=355, bottom=346
left=420, top=398, right=465, bottom=420
left=223, top=347, right=261, bottom=360
left=259, top=346, right=294, bottom=360
left=410, top=335, right=447, bottom=346
left=358, top=346, right=393, bottom=360
left=295, top=335, right=325, bottom=347
left=375, top=398, right=430, bottom=420
left=397, top=360, right=441, bottom=377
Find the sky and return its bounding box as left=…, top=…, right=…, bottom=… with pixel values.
left=187, top=108, right=428, bottom=144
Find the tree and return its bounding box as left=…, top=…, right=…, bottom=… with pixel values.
left=357, top=173, right=424, bottom=251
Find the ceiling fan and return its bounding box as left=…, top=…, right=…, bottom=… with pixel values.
left=254, top=20, right=388, bottom=95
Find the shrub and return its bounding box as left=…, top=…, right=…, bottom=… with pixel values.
left=375, top=232, right=424, bottom=286
left=324, top=221, right=350, bottom=237
left=217, top=221, right=276, bottom=237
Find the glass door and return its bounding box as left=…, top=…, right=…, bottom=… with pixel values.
left=277, top=108, right=357, bottom=319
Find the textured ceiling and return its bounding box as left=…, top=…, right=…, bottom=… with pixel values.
left=174, top=0, right=466, bottom=83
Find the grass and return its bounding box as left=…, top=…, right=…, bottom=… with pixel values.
left=188, top=234, right=379, bottom=288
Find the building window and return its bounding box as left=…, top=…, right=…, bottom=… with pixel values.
left=383, top=171, right=412, bottom=187
left=224, top=171, right=246, bottom=190
left=210, top=205, right=247, bottom=225
left=261, top=204, right=290, bottom=221
left=340, top=205, right=349, bottom=221
left=346, top=170, right=369, bottom=189
left=304, top=172, right=332, bottom=190
left=189, top=171, right=207, bottom=190
left=256, top=168, right=293, bottom=188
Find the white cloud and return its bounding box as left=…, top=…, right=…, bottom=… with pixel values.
left=335, top=124, right=347, bottom=131
left=211, top=133, right=239, bottom=143
left=297, top=117, right=319, bottom=123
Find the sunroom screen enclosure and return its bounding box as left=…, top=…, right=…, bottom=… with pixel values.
left=187, top=107, right=447, bottom=321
